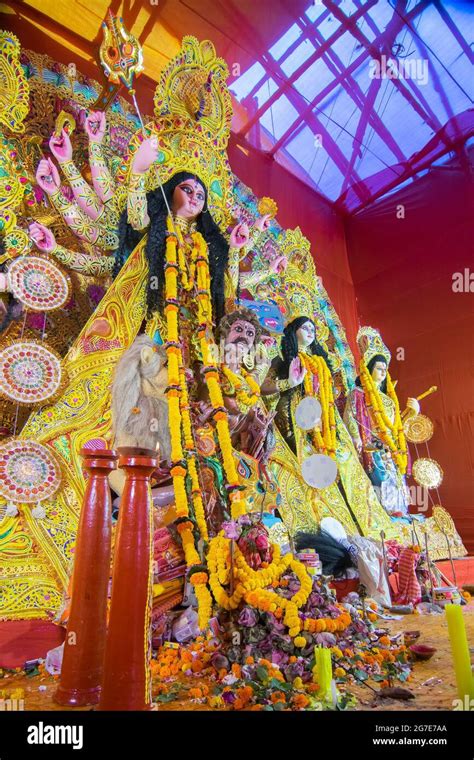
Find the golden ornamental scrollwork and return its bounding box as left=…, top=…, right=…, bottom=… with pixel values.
left=0, top=31, right=30, bottom=134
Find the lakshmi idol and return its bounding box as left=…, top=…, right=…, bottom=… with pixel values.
left=344, top=327, right=420, bottom=517
left=261, top=315, right=397, bottom=541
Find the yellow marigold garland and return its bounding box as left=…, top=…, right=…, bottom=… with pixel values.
left=359, top=360, right=408, bottom=474
left=178, top=361, right=209, bottom=541
left=164, top=223, right=213, bottom=629
left=179, top=225, right=247, bottom=519
left=207, top=534, right=337, bottom=641
left=221, top=365, right=261, bottom=408
left=162, top=218, right=253, bottom=628
left=300, top=352, right=337, bottom=458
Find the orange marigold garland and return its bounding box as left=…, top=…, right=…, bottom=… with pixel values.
left=206, top=533, right=350, bottom=642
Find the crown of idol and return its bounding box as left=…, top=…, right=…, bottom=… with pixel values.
left=117, top=36, right=234, bottom=229
left=279, top=228, right=319, bottom=324
left=357, top=326, right=391, bottom=366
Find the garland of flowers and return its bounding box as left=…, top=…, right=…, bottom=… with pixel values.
left=163, top=222, right=211, bottom=629
left=299, top=352, right=337, bottom=458
left=205, top=533, right=352, bottom=646
left=359, top=360, right=407, bottom=474
left=178, top=360, right=209, bottom=542
left=183, top=223, right=247, bottom=520
left=221, top=365, right=261, bottom=408
left=207, top=534, right=289, bottom=611
left=163, top=216, right=253, bottom=626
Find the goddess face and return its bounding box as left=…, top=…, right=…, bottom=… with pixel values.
left=371, top=360, right=387, bottom=386
left=296, top=320, right=315, bottom=349
left=171, top=178, right=206, bottom=220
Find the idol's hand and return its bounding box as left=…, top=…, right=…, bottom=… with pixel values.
left=36, top=158, right=61, bottom=195
left=28, top=222, right=56, bottom=253
left=229, top=221, right=250, bottom=250
left=270, top=254, right=288, bottom=274
left=131, top=136, right=159, bottom=174
left=406, top=397, right=420, bottom=415
left=0, top=273, right=10, bottom=292
left=354, top=438, right=363, bottom=455
left=49, top=129, right=73, bottom=164
left=288, top=356, right=306, bottom=388
left=260, top=334, right=276, bottom=350
left=84, top=111, right=106, bottom=143
left=254, top=213, right=271, bottom=232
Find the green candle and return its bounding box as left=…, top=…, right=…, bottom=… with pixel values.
left=445, top=603, right=474, bottom=704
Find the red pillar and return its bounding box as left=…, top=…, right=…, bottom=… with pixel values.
left=54, top=447, right=118, bottom=707
left=98, top=446, right=158, bottom=711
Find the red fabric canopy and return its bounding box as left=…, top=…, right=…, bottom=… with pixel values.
left=346, top=150, right=474, bottom=554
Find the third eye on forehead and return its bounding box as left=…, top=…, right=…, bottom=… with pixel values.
left=180, top=181, right=204, bottom=194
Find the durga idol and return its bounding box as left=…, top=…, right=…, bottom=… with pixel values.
left=14, top=38, right=281, bottom=620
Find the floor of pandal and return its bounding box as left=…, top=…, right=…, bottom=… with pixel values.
left=1, top=604, right=472, bottom=712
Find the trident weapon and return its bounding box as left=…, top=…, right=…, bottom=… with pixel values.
left=97, top=12, right=145, bottom=126
left=96, top=12, right=176, bottom=225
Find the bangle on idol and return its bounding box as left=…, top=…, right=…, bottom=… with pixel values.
left=61, top=160, right=83, bottom=181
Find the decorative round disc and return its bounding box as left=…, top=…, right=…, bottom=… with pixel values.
left=301, top=453, right=338, bottom=488
left=5, top=229, right=30, bottom=259
left=0, top=439, right=62, bottom=503
left=8, top=255, right=71, bottom=311
left=412, top=457, right=443, bottom=489
left=0, top=340, right=65, bottom=405
left=403, top=413, right=434, bottom=443
left=431, top=505, right=455, bottom=535
left=295, top=397, right=321, bottom=431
